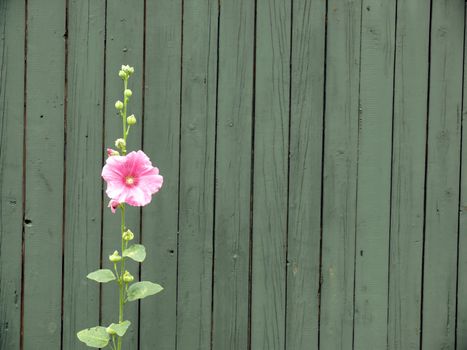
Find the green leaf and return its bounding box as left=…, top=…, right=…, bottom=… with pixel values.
left=87, top=269, right=116, bottom=283
left=123, top=244, right=146, bottom=262
left=127, top=281, right=163, bottom=301
left=77, top=326, right=109, bottom=348
left=107, top=320, right=131, bottom=337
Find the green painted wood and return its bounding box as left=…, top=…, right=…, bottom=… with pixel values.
left=285, top=0, right=325, bottom=348
left=176, top=0, right=218, bottom=348
left=22, top=0, right=66, bottom=348
left=61, top=1, right=106, bottom=348
left=101, top=1, right=145, bottom=348
left=251, top=0, right=290, bottom=348
left=3, top=3, right=467, bottom=350
left=422, top=1, right=465, bottom=349
left=320, top=1, right=361, bottom=348
left=457, top=6, right=467, bottom=348
left=353, top=0, right=396, bottom=348
left=0, top=0, right=25, bottom=348
left=139, top=0, right=181, bottom=348
left=387, top=1, right=430, bottom=349
left=211, top=0, right=254, bottom=348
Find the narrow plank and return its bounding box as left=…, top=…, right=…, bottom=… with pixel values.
left=456, top=5, right=467, bottom=348
left=387, top=1, right=430, bottom=349
left=285, top=0, right=325, bottom=348
left=320, top=1, right=361, bottom=348
left=61, top=1, right=106, bottom=348
left=101, top=1, right=145, bottom=348
left=0, top=0, right=25, bottom=348
left=176, top=0, right=218, bottom=348
left=22, top=0, right=66, bottom=348
left=250, top=0, right=291, bottom=348
left=353, top=0, right=396, bottom=348
left=139, top=0, right=181, bottom=348
left=211, top=0, right=254, bottom=348
left=422, top=1, right=465, bottom=349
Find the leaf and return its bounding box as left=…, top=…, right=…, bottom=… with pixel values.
left=123, top=244, right=146, bottom=262
left=127, top=281, right=163, bottom=301
left=77, top=326, right=109, bottom=348
left=107, top=320, right=131, bottom=337
left=87, top=269, right=116, bottom=283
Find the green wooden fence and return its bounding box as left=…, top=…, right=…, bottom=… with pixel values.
left=1, top=0, right=467, bottom=349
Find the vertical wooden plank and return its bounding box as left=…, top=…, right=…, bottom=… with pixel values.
left=211, top=0, right=254, bottom=349
left=139, top=0, right=181, bottom=348
left=61, top=1, right=106, bottom=348
left=456, top=5, right=467, bottom=349
left=23, top=0, right=66, bottom=348
left=353, top=0, right=396, bottom=348
left=387, top=1, right=430, bottom=349
left=101, top=1, right=144, bottom=348
left=320, top=1, right=361, bottom=348
left=0, top=0, right=25, bottom=348
left=285, top=0, right=325, bottom=349
left=422, top=1, right=464, bottom=349
left=251, top=0, right=290, bottom=348
left=176, top=0, right=218, bottom=348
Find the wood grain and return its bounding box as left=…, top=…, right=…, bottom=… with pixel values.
left=61, top=1, right=106, bottom=348
left=139, top=0, right=181, bottom=348
left=251, top=0, right=291, bottom=348
left=320, top=1, right=361, bottom=349
left=387, top=1, right=430, bottom=349
left=22, top=0, right=66, bottom=348
left=176, top=0, right=218, bottom=349
left=353, top=0, right=396, bottom=348
left=457, top=5, right=467, bottom=349
left=211, top=0, right=254, bottom=348
left=285, top=0, right=325, bottom=348
left=422, top=1, right=465, bottom=349
left=0, top=0, right=25, bottom=348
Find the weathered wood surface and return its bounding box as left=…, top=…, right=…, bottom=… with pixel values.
left=0, top=0, right=25, bottom=349
left=61, top=1, right=106, bottom=349
left=320, top=1, right=361, bottom=349
left=422, top=2, right=465, bottom=349
left=0, top=1, right=466, bottom=349
left=388, top=1, right=430, bottom=349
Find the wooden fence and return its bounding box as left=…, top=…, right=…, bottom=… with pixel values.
left=1, top=0, right=467, bottom=349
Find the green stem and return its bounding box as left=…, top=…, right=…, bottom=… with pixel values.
left=122, top=79, right=128, bottom=152
left=117, top=205, right=126, bottom=350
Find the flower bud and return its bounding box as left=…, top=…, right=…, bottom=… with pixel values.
left=115, top=100, right=124, bottom=110
left=121, top=65, right=135, bottom=76
left=122, top=271, right=134, bottom=283
left=106, top=326, right=117, bottom=335
left=108, top=199, right=120, bottom=214
left=115, top=138, right=126, bottom=149
left=127, top=114, right=136, bottom=125
left=109, top=250, right=122, bottom=263
left=122, top=229, right=134, bottom=241
left=107, top=148, right=120, bottom=157
left=124, top=89, right=132, bottom=98
left=118, top=70, right=127, bottom=79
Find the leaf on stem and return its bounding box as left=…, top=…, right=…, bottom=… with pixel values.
left=107, top=320, right=131, bottom=337
left=77, top=326, right=110, bottom=348
left=127, top=281, right=163, bottom=301
left=123, top=244, right=146, bottom=262
left=87, top=269, right=116, bottom=283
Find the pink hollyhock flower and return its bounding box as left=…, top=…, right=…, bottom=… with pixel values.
left=102, top=150, right=163, bottom=207
left=108, top=199, right=120, bottom=213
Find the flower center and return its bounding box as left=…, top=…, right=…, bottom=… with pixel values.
left=125, top=176, right=135, bottom=186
